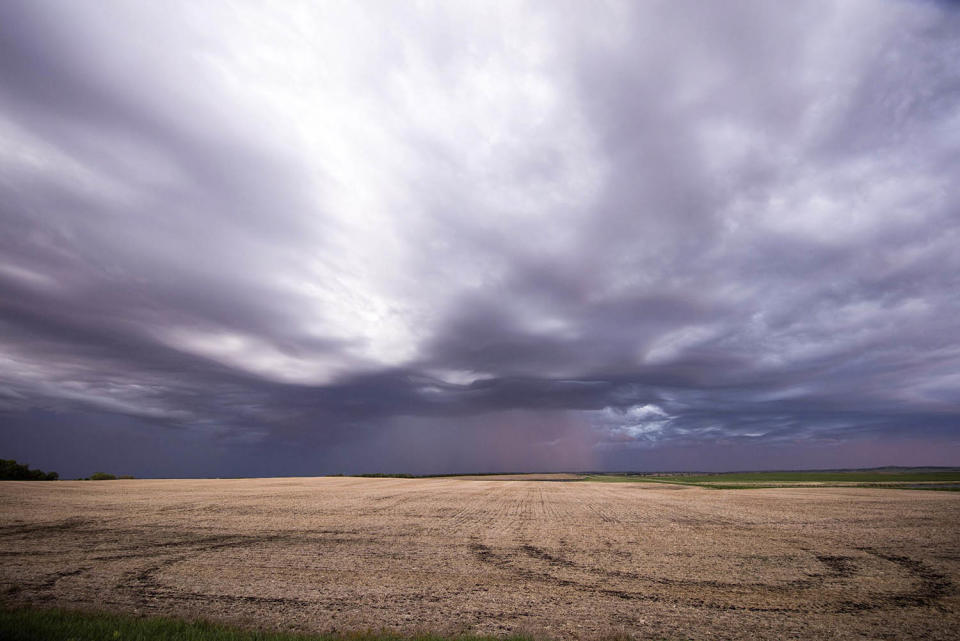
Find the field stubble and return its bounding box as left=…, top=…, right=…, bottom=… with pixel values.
left=0, top=477, right=958, bottom=640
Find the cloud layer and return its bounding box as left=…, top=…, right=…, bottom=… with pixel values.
left=1, top=0, right=959, bottom=476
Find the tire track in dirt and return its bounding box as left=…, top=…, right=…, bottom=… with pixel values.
left=470, top=536, right=955, bottom=614
left=852, top=548, right=955, bottom=611
left=2, top=527, right=369, bottom=608
left=0, top=517, right=89, bottom=538
left=520, top=543, right=858, bottom=591
left=121, top=550, right=313, bottom=608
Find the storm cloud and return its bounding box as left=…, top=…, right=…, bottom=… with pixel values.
left=1, top=0, right=959, bottom=477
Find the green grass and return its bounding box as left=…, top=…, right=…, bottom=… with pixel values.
left=0, top=608, right=541, bottom=641
left=656, top=470, right=960, bottom=483
left=580, top=468, right=960, bottom=490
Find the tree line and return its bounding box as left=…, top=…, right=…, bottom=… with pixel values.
left=0, top=459, right=58, bottom=480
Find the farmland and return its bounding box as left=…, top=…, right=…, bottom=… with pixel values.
left=1, top=477, right=958, bottom=640
left=582, top=468, right=960, bottom=489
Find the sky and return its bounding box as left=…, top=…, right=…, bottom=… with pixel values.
left=1, top=0, right=959, bottom=478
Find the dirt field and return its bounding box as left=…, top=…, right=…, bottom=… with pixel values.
left=1, top=477, right=958, bottom=640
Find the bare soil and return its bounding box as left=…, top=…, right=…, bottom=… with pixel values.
left=1, top=477, right=958, bottom=640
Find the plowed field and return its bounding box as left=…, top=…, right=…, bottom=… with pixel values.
left=1, top=477, right=958, bottom=640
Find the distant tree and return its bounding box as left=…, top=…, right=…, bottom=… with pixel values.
left=89, top=472, right=117, bottom=481
left=0, top=459, right=58, bottom=481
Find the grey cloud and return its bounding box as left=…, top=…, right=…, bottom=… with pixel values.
left=1, top=0, right=959, bottom=476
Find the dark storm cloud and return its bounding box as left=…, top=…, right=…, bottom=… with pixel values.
left=1, top=0, right=959, bottom=477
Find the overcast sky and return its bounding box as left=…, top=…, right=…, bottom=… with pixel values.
left=1, top=0, right=958, bottom=478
